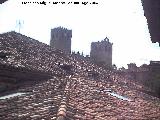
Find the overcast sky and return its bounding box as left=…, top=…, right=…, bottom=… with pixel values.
left=0, top=0, right=160, bottom=68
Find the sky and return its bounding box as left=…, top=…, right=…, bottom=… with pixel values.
left=0, top=0, right=160, bottom=68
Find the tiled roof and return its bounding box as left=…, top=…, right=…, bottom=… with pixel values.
left=0, top=31, right=160, bottom=120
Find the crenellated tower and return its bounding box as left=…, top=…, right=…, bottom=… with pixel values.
left=50, top=27, right=72, bottom=53
left=90, top=37, right=113, bottom=68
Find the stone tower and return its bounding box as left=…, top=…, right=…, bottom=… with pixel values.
left=50, top=27, right=72, bottom=53
left=90, top=37, right=112, bottom=68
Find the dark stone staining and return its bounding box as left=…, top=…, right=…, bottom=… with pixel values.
left=87, top=70, right=99, bottom=80
left=59, top=64, right=73, bottom=75
left=0, top=52, right=10, bottom=59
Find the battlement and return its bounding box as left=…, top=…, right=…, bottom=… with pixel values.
left=51, top=26, right=72, bottom=38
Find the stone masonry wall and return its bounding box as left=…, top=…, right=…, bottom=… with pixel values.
left=90, top=37, right=112, bottom=68
left=50, top=27, right=72, bottom=53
